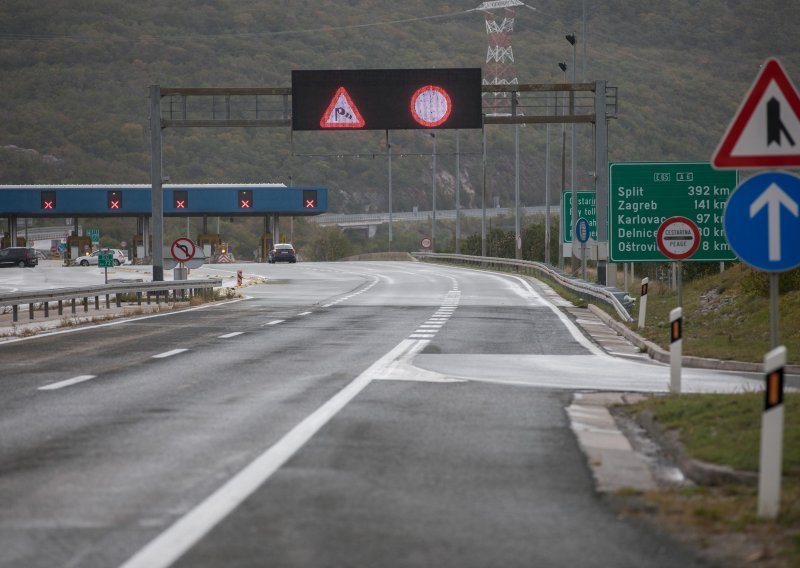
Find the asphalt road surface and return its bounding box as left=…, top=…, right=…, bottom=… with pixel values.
left=0, top=261, right=759, bottom=567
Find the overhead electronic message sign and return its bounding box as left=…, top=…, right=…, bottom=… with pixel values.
left=608, top=162, right=738, bottom=262
left=292, top=68, right=482, bottom=131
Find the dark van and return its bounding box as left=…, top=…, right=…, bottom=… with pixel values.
left=0, top=247, right=39, bottom=268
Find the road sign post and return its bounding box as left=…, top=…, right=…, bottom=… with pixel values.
left=575, top=217, right=591, bottom=281
left=98, top=250, right=113, bottom=284
left=638, top=277, right=649, bottom=329
left=759, top=345, right=787, bottom=519
left=669, top=307, right=683, bottom=394
left=723, top=171, right=800, bottom=348
left=656, top=216, right=701, bottom=307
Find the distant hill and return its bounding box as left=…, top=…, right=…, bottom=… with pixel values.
left=1, top=0, right=798, bottom=214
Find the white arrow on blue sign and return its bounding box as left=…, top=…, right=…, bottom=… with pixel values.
left=724, top=171, right=800, bottom=272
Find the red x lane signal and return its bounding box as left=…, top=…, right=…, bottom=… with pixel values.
left=238, top=189, right=253, bottom=209
left=303, top=189, right=318, bottom=209
left=173, top=190, right=188, bottom=210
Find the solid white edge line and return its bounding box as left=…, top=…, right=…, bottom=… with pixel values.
left=39, top=375, right=97, bottom=391
left=152, top=349, right=188, bottom=359
left=506, top=274, right=608, bottom=357
left=119, top=338, right=422, bottom=568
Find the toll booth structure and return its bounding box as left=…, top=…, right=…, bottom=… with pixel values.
left=0, top=184, right=328, bottom=263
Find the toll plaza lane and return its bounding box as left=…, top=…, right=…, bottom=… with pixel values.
left=0, top=261, right=759, bottom=568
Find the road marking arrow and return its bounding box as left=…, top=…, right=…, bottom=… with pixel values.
left=750, top=182, right=799, bottom=261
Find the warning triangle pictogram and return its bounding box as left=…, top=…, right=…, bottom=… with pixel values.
left=320, top=87, right=366, bottom=129
left=713, top=58, right=800, bottom=169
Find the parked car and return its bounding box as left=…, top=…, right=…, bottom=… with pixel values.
left=0, top=247, right=38, bottom=268
left=268, top=243, right=297, bottom=263
left=73, top=249, right=127, bottom=267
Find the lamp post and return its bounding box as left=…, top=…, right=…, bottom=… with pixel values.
left=566, top=34, right=578, bottom=275
left=558, top=62, right=568, bottom=270
left=430, top=131, right=436, bottom=253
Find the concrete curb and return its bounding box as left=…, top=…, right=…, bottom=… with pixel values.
left=587, top=304, right=800, bottom=375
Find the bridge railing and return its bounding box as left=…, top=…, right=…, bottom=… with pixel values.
left=0, top=278, right=223, bottom=323
left=412, top=252, right=634, bottom=322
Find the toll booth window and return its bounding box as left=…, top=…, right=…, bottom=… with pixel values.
left=303, top=189, right=318, bottom=209
left=40, top=191, right=56, bottom=210
left=238, top=190, right=253, bottom=209
left=107, top=190, right=122, bottom=210
left=173, top=190, right=188, bottom=210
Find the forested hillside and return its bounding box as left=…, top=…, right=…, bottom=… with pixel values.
left=0, top=0, right=797, bottom=215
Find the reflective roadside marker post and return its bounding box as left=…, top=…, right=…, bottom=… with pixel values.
left=237, top=270, right=243, bottom=288
left=638, top=277, right=649, bottom=329
left=759, top=345, right=786, bottom=519
left=669, top=307, right=682, bottom=393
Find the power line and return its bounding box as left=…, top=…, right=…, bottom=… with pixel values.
left=0, top=8, right=486, bottom=43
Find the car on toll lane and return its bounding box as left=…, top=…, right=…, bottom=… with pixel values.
left=0, top=247, right=38, bottom=268
left=268, top=244, right=297, bottom=264
left=72, top=249, right=127, bottom=267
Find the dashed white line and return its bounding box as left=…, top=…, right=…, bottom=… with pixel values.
left=298, top=311, right=313, bottom=316
left=265, top=320, right=285, bottom=326
left=218, top=332, right=244, bottom=339
left=152, top=349, right=188, bottom=359
left=39, top=375, right=97, bottom=391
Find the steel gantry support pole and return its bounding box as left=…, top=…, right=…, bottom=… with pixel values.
left=455, top=130, right=461, bottom=254
left=149, top=85, right=164, bottom=282
left=594, top=80, right=609, bottom=285
left=387, top=130, right=393, bottom=251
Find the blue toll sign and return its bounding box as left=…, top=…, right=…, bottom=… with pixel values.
left=724, top=171, right=800, bottom=272
left=575, top=217, right=591, bottom=244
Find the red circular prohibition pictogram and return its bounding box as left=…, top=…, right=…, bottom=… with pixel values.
left=410, top=85, right=452, bottom=127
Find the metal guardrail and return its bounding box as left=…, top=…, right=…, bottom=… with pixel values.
left=0, top=278, right=223, bottom=323
left=412, top=252, right=634, bottom=323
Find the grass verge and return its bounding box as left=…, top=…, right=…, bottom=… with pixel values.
left=623, top=393, right=800, bottom=567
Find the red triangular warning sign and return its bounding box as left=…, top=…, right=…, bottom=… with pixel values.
left=713, top=58, right=800, bottom=169
left=320, top=87, right=366, bottom=129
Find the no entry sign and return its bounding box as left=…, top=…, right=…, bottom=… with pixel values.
left=656, top=217, right=701, bottom=260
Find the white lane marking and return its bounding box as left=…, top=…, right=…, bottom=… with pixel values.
left=504, top=274, right=607, bottom=358
left=419, top=324, right=443, bottom=328
left=265, top=320, right=285, bottom=326
left=152, top=349, right=188, bottom=359
left=0, top=297, right=245, bottom=345
left=119, top=339, right=423, bottom=568
left=39, top=375, right=97, bottom=391
left=298, top=311, right=313, bottom=316
left=410, top=334, right=435, bottom=339
left=218, top=332, right=244, bottom=339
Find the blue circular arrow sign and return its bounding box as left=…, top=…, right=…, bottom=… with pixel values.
left=575, top=217, right=591, bottom=244
left=724, top=171, right=800, bottom=272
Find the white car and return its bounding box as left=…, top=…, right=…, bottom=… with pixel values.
left=73, top=249, right=127, bottom=267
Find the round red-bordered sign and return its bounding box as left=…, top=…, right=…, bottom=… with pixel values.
left=420, top=237, right=433, bottom=250
left=656, top=216, right=701, bottom=260
left=171, top=237, right=196, bottom=262
left=410, top=85, right=452, bottom=128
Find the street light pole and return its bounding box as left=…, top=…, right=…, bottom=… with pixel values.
left=558, top=62, right=570, bottom=271
left=567, top=34, right=578, bottom=276
left=431, top=132, right=436, bottom=252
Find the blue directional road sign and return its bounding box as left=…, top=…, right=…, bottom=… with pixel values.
left=575, top=217, right=591, bottom=244
left=724, top=171, right=800, bottom=272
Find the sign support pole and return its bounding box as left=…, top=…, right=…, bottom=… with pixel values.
left=677, top=261, right=683, bottom=307
left=770, top=273, right=779, bottom=349
left=149, top=85, right=164, bottom=282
